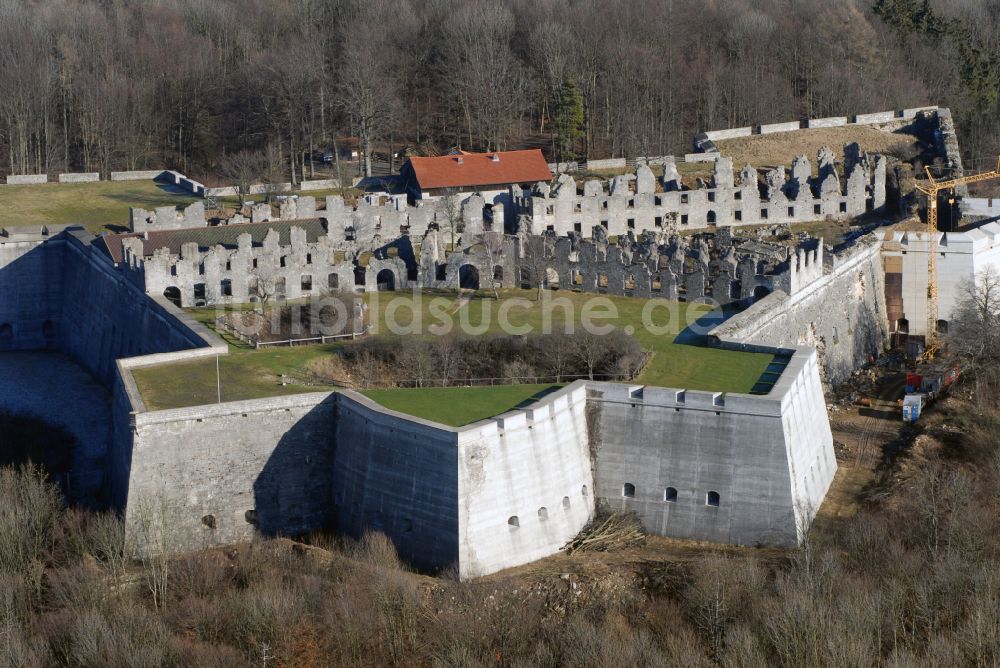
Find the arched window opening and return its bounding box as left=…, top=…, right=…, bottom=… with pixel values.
left=376, top=269, right=395, bottom=291
left=459, top=264, right=480, bottom=290
left=538, top=507, right=548, bottom=521
left=706, top=491, right=720, bottom=507
left=201, top=514, right=216, bottom=529
left=623, top=483, right=636, bottom=498
left=507, top=516, right=519, bottom=528
left=664, top=487, right=678, bottom=502
left=562, top=496, right=571, bottom=509
left=163, top=286, right=181, bottom=307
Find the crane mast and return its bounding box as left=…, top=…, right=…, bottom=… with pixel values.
left=914, top=157, right=1000, bottom=350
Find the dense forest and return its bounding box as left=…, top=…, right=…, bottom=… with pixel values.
left=1, top=0, right=999, bottom=182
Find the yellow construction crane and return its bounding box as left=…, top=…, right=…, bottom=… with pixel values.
left=914, top=156, right=1000, bottom=349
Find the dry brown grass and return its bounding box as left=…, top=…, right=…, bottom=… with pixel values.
left=714, top=126, right=919, bottom=171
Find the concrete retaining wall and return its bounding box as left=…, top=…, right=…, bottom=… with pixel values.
left=760, top=121, right=802, bottom=134
left=807, top=117, right=848, bottom=129
left=58, top=172, right=100, bottom=183
left=704, top=127, right=753, bottom=141
left=586, top=158, right=627, bottom=171
left=961, top=197, right=1000, bottom=218
left=299, top=178, right=340, bottom=191
left=6, top=174, right=47, bottom=185
left=854, top=111, right=897, bottom=124
left=111, top=170, right=168, bottom=181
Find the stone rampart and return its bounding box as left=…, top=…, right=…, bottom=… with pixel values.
left=586, top=158, right=627, bottom=171
left=111, top=170, right=169, bottom=181
left=707, top=236, right=887, bottom=384
left=589, top=344, right=834, bottom=546
left=760, top=121, right=803, bottom=134
left=6, top=174, right=47, bottom=184
left=58, top=172, right=100, bottom=183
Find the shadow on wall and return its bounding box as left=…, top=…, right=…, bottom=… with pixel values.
left=0, top=236, right=66, bottom=356
left=250, top=394, right=338, bottom=539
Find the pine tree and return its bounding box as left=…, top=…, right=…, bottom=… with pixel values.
left=553, top=78, right=584, bottom=161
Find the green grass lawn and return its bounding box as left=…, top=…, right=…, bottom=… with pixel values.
left=134, top=290, right=774, bottom=414
left=361, top=384, right=562, bottom=427
left=0, top=181, right=201, bottom=234
left=362, top=289, right=773, bottom=392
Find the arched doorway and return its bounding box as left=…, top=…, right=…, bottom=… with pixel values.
left=707, top=210, right=717, bottom=224
left=459, top=264, right=480, bottom=290
left=376, top=269, right=396, bottom=291
left=752, top=285, right=771, bottom=301
left=163, top=286, right=181, bottom=307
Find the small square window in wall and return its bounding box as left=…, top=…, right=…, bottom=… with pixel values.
left=627, top=219, right=635, bottom=229
left=681, top=194, right=689, bottom=204
left=735, top=210, right=742, bottom=221
left=760, top=209, right=769, bottom=220
left=706, top=491, right=720, bottom=507
left=734, top=191, right=742, bottom=201
left=623, top=483, right=636, bottom=498
left=664, top=487, right=678, bottom=502
left=814, top=204, right=821, bottom=215
left=787, top=206, right=794, bottom=217
left=708, top=191, right=716, bottom=202
left=681, top=214, right=689, bottom=225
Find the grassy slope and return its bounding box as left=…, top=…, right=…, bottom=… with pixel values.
left=361, top=384, right=562, bottom=427
left=0, top=181, right=201, bottom=234
left=134, top=290, right=773, bottom=414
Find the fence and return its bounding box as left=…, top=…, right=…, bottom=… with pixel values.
left=213, top=315, right=371, bottom=349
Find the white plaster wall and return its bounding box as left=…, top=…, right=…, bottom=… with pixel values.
left=457, top=383, right=594, bottom=578
left=779, top=348, right=836, bottom=539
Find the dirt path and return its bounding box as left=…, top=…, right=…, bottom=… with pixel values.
left=815, top=372, right=906, bottom=527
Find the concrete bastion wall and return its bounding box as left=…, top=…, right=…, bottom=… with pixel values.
left=708, top=235, right=888, bottom=385
left=114, top=346, right=834, bottom=575
left=2, top=230, right=842, bottom=577
left=0, top=227, right=213, bottom=386
left=588, top=346, right=835, bottom=547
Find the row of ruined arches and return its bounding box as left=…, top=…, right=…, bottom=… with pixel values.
left=161, top=262, right=503, bottom=307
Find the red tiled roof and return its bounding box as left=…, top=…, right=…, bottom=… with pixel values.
left=406, top=149, right=552, bottom=190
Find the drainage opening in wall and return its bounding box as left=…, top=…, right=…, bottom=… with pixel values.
left=706, top=491, right=720, bottom=507
left=201, top=514, right=216, bottom=529
left=508, top=516, right=519, bottom=529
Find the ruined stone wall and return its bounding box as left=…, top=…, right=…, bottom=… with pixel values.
left=708, top=236, right=888, bottom=384
left=526, top=149, right=885, bottom=237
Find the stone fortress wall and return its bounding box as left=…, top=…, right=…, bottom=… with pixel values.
left=0, top=225, right=837, bottom=577
left=7, top=107, right=954, bottom=577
